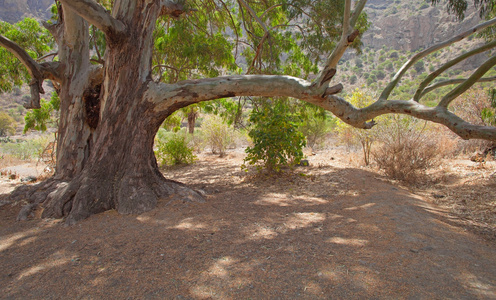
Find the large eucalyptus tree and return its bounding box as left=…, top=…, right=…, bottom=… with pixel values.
left=1, top=0, right=496, bottom=224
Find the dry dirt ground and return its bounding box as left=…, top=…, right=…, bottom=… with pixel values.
left=1, top=150, right=496, bottom=299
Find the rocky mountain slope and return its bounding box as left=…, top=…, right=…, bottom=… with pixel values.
left=0, top=0, right=52, bottom=23
left=363, top=0, right=484, bottom=52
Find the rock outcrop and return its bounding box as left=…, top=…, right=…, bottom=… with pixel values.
left=0, top=0, right=53, bottom=23
left=361, top=0, right=488, bottom=70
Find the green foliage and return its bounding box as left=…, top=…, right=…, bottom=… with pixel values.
left=244, top=101, right=306, bottom=172
left=414, top=60, right=425, bottom=73
left=389, top=50, right=399, bottom=59
left=0, top=18, right=54, bottom=92
left=24, top=92, right=60, bottom=133
left=355, top=58, right=363, bottom=68
left=299, top=112, right=335, bottom=149
left=480, top=88, right=496, bottom=126
left=154, top=130, right=196, bottom=166
left=0, top=112, right=16, bottom=136
left=200, top=115, right=235, bottom=157
left=162, top=111, right=182, bottom=131
left=153, top=13, right=238, bottom=82
left=430, top=0, right=495, bottom=19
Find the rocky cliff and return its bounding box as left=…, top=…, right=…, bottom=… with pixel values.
left=0, top=0, right=52, bottom=23
left=355, top=0, right=489, bottom=71
left=362, top=0, right=483, bottom=52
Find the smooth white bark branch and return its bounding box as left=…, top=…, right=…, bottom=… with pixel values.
left=146, top=75, right=316, bottom=113
left=414, top=40, right=496, bottom=101
left=421, top=76, right=496, bottom=98
left=342, top=0, right=352, bottom=33
left=313, top=0, right=366, bottom=88
left=146, top=74, right=496, bottom=141
left=380, top=17, right=496, bottom=101
left=59, top=0, right=126, bottom=40
left=439, top=54, right=496, bottom=107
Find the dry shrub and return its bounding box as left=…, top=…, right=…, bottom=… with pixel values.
left=374, top=116, right=441, bottom=182
left=200, top=115, right=236, bottom=157
left=429, top=123, right=459, bottom=158
left=450, top=88, right=495, bottom=155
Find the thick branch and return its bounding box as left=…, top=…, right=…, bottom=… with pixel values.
left=146, top=74, right=496, bottom=141
left=146, top=75, right=317, bottom=114
left=439, top=54, right=496, bottom=107
left=0, top=35, right=43, bottom=83
left=380, top=17, right=496, bottom=101
left=58, top=0, right=126, bottom=42
left=323, top=96, right=496, bottom=140
left=414, top=40, right=496, bottom=101
left=342, top=0, right=352, bottom=35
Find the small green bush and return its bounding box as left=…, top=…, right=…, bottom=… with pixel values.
left=0, top=112, right=16, bottom=136
left=244, top=102, right=306, bottom=172
left=155, top=130, right=196, bottom=166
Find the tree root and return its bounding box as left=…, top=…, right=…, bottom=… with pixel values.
left=11, top=172, right=205, bottom=224
left=10, top=179, right=60, bottom=221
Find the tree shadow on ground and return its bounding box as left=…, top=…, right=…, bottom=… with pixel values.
left=1, top=158, right=496, bottom=299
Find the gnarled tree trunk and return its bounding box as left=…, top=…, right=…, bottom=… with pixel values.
left=38, top=0, right=204, bottom=224
left=4, top=0, right=496, bottom=224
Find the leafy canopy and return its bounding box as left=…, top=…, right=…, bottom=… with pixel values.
left=0, top=18, right=54, bottom=92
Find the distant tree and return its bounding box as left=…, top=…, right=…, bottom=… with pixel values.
left=414, top=61, right=425, bottom=73
left=0, top=112, right=16, bottom=136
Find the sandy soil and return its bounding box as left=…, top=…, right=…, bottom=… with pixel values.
left=1, top=150, right=496, bottom=299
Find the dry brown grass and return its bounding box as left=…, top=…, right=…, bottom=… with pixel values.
left=0, top=154, right=30, bottom=169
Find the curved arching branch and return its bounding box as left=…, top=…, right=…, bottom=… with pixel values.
left=439, top=54, right=496, bottom=107
left=323, top=96, right=496, bottom=141
left=0, top=34, right=43, bottom=82
left=0, top=34, right=63, bottom=108
left=146, top=75, right=317, bottom=114
left=420, top=76, right=496, bottom=99
left=380, top=17, right=496, bottom=101
left=414, top=40, right=496, bottom=101
left=58, top=0, right=126, bottom=43
left=145, top=73, right=496, bottom=142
